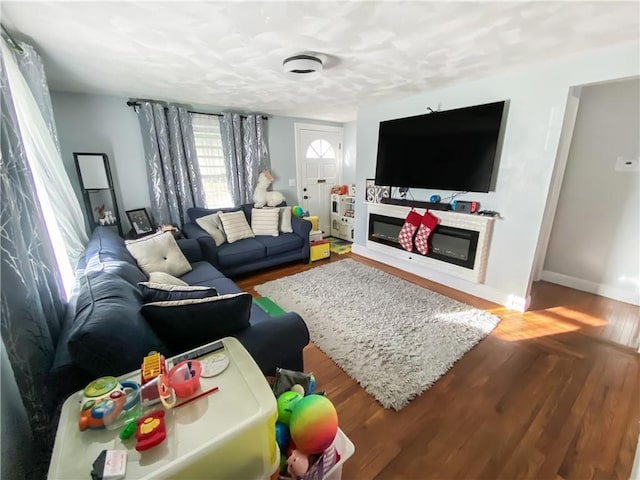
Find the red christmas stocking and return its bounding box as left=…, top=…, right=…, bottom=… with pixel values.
left=398, top=209, right=423, bottom=251
left=414, top=211, right=439, bottom=255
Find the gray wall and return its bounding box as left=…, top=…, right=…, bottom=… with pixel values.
left=51, top=91, right=345, bottom=219
left=543, top=78, right=639, bottom=303
left=51, top=92, right=148, bottom=232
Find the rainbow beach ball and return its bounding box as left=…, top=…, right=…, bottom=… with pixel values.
left=289, top=394, right=338, bottom=454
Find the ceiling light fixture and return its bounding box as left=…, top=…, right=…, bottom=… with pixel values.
left=282, top=54, right=323, bottom=79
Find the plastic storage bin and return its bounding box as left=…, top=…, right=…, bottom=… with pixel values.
left=324, top=429, right=355, bottom=480
left=310, top=240, right=330, bottom=262
left=48, top=337, right=279, bottom=480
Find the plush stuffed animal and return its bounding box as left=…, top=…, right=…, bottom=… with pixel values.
left=253, top=171, right=285, bottom=208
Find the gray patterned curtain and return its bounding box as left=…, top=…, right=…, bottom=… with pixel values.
left=220, top=112, right=271, bottom=206
left=137, top=102, right=205, bottom=226
left=1, top=40, right=68, bottom=479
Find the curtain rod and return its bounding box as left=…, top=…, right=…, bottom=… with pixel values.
left=126, top=101, right=268, bottom=120
left=1, top=24, right=25, bottom=55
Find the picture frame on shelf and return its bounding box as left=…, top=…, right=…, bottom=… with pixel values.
left=366, top=179, right=390, bottom=203
left=126, top=208, right=154, bottom=237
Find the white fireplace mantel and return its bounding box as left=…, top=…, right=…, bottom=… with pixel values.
left=365, top=202, right=495, bottom=283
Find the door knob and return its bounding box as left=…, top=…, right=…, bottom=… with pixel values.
left=303, top=196, right=309, bottom=199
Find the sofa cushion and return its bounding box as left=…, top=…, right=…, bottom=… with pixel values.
left=279, top=206, right=293, bottom=233
left=68, top=273, right=167, bottom=378
left=84, top=227, right=147, bottom=286
left=254, top=233, right=303, bottom=256
left=126, top=231, right=192, bottom=277
left=251, top=208, right=280, bottom=237
left=217, top=239, right=266, bottom=268
left=148, top=271, right=188, bottom=286
left=219, top=211, right=255, bottom=243
left=179, top=261, right=227, bottom=285
left=196, top=212, right=226, bottom=246
left=138, top=282, right=218, bottom=302
left=191, top=277, right=242, bottom=296
left=188, top=206, right=240, bottom=223
left=141, top=292, right=252, bottom=351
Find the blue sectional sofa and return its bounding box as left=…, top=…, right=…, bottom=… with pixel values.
left=49, top=226, right=310, bottom=402
left=182, top=204, right=312, bottom=277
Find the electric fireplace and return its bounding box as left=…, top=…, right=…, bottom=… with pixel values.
left=368, top=214, right=479, bottom=269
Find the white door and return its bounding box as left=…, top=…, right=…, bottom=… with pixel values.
left=295, top=124, right=343, bottom=235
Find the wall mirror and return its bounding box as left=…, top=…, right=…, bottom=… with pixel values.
left=73, top=152, right=123, bottom=236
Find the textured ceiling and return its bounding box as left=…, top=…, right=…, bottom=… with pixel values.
left=2, top=1, right=639, bottom=122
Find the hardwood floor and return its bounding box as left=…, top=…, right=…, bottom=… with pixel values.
left=235, top=253, right=640, bottom=480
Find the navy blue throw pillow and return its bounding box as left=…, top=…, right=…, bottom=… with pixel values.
left=141, top=292, right=252, bottom=351
left=138, top=282, right=218, bottom=303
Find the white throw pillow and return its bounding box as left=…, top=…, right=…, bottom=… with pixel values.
left=125, top=231, right=192, bottom=277
left=218, top=210, right=255, bottom=243
left=196, top=213, right=226, bottom=246
left=148, top=271, right=188, bottom=286
left=279, top=206, right=293, bottom=233
left=251, top=208, right=280, bottom=237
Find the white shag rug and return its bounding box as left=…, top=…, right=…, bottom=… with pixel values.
left=255, top=259, right=500, bottom=410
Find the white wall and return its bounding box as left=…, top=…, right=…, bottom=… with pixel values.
left=342, top=121, right=357, bottom=185
left=542, top=79, right=639, bottom=305
left=268, top=116, right=344, bottom=203
left=51, top=92, right=344, bottom=219
left=353, top=42, right=639, bottom=308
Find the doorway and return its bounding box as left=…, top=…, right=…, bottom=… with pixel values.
left=294, top=123, right=343, bottom=235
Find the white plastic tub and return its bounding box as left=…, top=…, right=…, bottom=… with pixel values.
left=324, top=429, right=355, bottom=480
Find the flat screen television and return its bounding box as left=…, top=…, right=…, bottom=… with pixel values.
left=374, top=101, right=506, bottom=192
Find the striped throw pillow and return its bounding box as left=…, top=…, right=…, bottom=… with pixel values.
left=251, top=208, right=280, bottom=237
left=218, top=210, right=255, bottom=243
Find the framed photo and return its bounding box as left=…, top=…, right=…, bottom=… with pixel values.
left=126, top=208, right=154, bottom=236
left=366, top=179, right=390, bottom=203
left=375, top=185, right=391, bottom=202
left=366, top=179, right=376, bottom=203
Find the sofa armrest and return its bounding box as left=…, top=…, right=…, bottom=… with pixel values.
left=291, top=215, right=312, bottom=241
left=176, top=238, right=203, bottom=263
left=182, top=222, right=220, bottom=266
left=234, top=312, right=310, bottom=376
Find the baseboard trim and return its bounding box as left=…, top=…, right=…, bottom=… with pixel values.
left=351, top=244, right=530, bottom=312
left=540, top=270, right=640, bottom=306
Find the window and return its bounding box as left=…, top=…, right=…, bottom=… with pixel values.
left=305, top=139, right=335, bottom=159
left=191, top=113, right=233, bottom=208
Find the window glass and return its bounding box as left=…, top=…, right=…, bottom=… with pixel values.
left=192, top=114, right=233, bottom=208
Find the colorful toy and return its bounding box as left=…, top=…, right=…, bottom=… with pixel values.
left=290, top=384, right=305, bottom=396
left=253, top=171, right=285, bottom=207
left=78, top=378, right=140, bottom=431
left=168, top=360, right=202, bottom=398
left=291, top=205, right=304, bottom=217
left=141, top=352, right=165, bottom=385
left=135, top=411, right=167, bottom=451
left=287, top=449, right=310, bottom=477
left=275, top=421, right=290, bottom=453
left=277, top=391, right=303, bottom=425
left=289, top=394, right=338, bottom=454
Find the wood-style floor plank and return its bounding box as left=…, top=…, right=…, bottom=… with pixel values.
left=234, top=253, right=640, bottom=480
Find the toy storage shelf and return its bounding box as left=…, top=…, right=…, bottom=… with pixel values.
left=330, top=194, right=354, bottom=242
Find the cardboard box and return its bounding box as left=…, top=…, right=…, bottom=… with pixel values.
left=303, top=216, right=319, bottom=231
left=309, top=230, right=323, bottom=242
left=310, top=240, right=330, bottom=262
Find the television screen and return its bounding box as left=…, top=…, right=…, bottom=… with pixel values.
left=374, top=101, right=506, bottom=192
